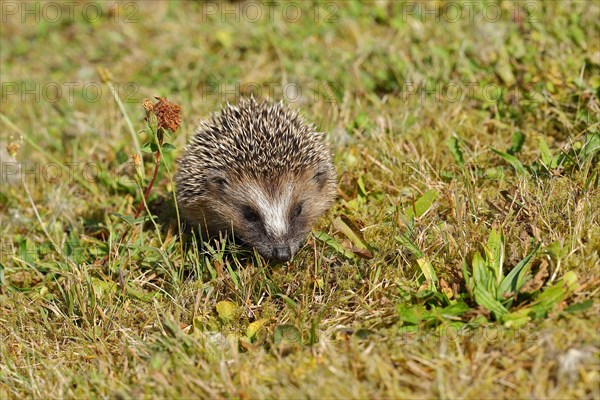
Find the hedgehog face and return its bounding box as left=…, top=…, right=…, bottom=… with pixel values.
left=207, top=168, right=335, bottom=262
left=176, top=97, right=338, bottom=262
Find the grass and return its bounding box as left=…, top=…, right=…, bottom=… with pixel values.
left=1, top=1, right=599, bottom=398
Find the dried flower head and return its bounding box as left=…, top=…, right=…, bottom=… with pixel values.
left=132, top=153, right=142, bottom=169
left=131, top=153, right=143, bottom=183
left=6, top=142, right=20, bottom=158
left=143, top=99, right=154, bottom=113
left=144, top=97, right=181, bottom=144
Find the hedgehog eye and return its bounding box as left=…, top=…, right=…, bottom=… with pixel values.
left=207, top=170, right=228, bottom=189
left=313, top=170, right=328, bottom=186
left=242, top=206, right=260, bottom=222
left=213, top=177, right=227, bottom=187
left=292, top=203, right=303, bottom=219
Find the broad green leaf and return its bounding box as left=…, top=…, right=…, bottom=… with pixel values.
left=405, top=190, right=439, bottom=220
left=501, top=307, right=533, bottom=327
left=491, top=148, right=526, bottom=175
left=216, top=300, right=238, bottom=322
left=563, top=299, right=593, bottom=314
left=439, top=302, right=470, bottom=318
left=124, top=284, right=158, bottom=302
left=397, top=304, right=430, bottom=325
left=544, top=241, right=567, bottom=259
left=395, top=234, right=424, bottom=258
left=486, top=227, right=505, bottom=283
left=89, top=277, right=118, bottom=298
left=415, top=289, right=451, bottom=307
left=111, top=212, right=147, bottom=226
left=538, top=137, right=554, bottom=166
left=570, top=26, right=586, bottom=49
left=474, top=286, right=508, bottom=318
left=509, top=131, right=526, bottom=155
left=471, top=251, right=488, bottom=286
left=496, top=57, right=516, bottom=86
left=417, top=257, right=438, bottom=289
left=161, top=143, right=176, bottom=152
left=141, top=141, right=159, bottom=153
left=498, top=243, right=540, bottom=295
left=140, top=141, right=154, bottom=153
left=333, top=216, right=374, bottom=258
left=276, top=294, right=300, bottom=317
left=357, top=176, right=367, bottom=197
left=504, top=271, right=578, bottom=324
left=527, top=271, right=578, bottom=318
left=274, top=324, right=301, bottom=345
left=246, top=318, right=269, bottom=340
left=314, top=231, right=355, bottom=260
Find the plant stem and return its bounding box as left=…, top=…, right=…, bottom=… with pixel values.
left=99, top=150, right=162, bottom=266
left=135, top=151, right=161, bottom=218
left=158, top=144, right=186, bottom=278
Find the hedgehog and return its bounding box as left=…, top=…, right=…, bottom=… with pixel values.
left=175, top=97, right=337, bottom=262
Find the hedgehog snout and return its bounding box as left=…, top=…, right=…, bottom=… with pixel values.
left=272, top=246, right=292, bottom=262
left=250, top=233, right=304, bottom=263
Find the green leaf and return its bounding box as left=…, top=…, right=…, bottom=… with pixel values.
left=544, top=241, right=567, bottom=259
left=273, top=324, right=301, bottom=345
left=447, top=136, right=464, bottom=166
left=498, top=243, right=540, bottom=296
left=491, top=148, right=526, bottom=175
left=161, top=143, right=176, bottom=152
left=485, top=227, right=505, bottom=283
left=395, top=233, right=424, bottom=258
left=563, top=299, right=593, bottom=314
left=474, top=286, right=508, bottom=319
left=570, top=25, right=587, bottom=49
left=439, top=302, right=471, bottom=317
left=333, top=216, right=374, bottom=258
left=141, top=141, right=159, bottom=153
left=246, top=318, right=269, bottom=340
left=405, top=190, right=439, bottom=220
left=415, top=289, right=451, bottom=307
left=0, top=262, right=5, bottom=287
left=471, top=251, right=489, bottom=287
left=111, top=212, right=137, bottom=226
left=462, top=260, right=473, bottom=294
left=313, top=231, right=355, bottom=260
left=528, top=271, right=578, bottom=318
left=504, top=271, right=578, bottom=323
left=580, top=133, right=600, bottom=162
left=496, top=57, right=516, bottom=86
left=417, top=257, right=438, bottom=289
left=397, top=304, right=430, bottom=325
left=216, top=300, right=238, bottom=322
left=225, top=261, right=240, bottom=290
left=501, top=307, right=533, bottom=327
left=509, top=131, right=526, bottom=155
left=538, top=137, right=554, bottom=167
left=276, top=294, right=300, bottom=317
left=357, top=176, right=367, bottom=197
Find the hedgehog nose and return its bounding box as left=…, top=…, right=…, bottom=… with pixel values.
left=272, top=246, right=292, bottom=262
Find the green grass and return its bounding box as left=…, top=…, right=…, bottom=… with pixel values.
left=1, top=1, right=599, bottom=398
